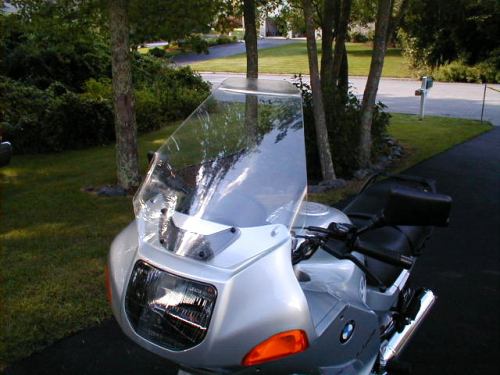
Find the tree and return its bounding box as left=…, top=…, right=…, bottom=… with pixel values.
left=331, top=0, right=352, bottom=99
left=358, top=0, right=391, bottom=168
left=109, top=0, right=140, bottom=191
left=243, top=0, right=258, bottom=78
left=401, top=0, right=499, bottom=67
left=108, top=0, right=220, bottom=190
left=319, top=0, right=336, bottom=131
left=302, top=0, right=336, bottom=181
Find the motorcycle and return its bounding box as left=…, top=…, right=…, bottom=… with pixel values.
left=107, top=78, right=452, bottom=374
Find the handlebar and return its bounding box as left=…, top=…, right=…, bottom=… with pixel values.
left=354, top=240, right=413, bottom=269
left=304, top=225, right=414, bottom=269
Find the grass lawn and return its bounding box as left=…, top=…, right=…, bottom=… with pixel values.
left=311, top=114, right=493, bottom=204
left=0, top=114, right=491, bottom=367
left=189, top=41, right=412, bottom=78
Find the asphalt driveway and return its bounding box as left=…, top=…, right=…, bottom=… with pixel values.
left=5, top=128, right=500, bottom=374
left=172, top=38, right=296, bottom=65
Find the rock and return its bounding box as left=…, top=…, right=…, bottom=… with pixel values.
left=353, top=169, right=371, bottom=180
left=318, top=179, right=347, bottom=188
left=392, top=148, right=403, bottom=158
left=96, top=185, right=128, bottom=197
left=371, top=163, right=385, bottom=172
left=377, top=156, right=389, bottom=164
left=309, top=179, right=347, bottom=193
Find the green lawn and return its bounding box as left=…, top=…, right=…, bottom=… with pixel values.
left=311, top=114, right=493, bottom=204
left=189, top=41, right=412, bottom=77
left=0, top=114, right=491, bottom=366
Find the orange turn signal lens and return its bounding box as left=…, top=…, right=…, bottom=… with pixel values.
left=242, top=330, right=309, bottom=366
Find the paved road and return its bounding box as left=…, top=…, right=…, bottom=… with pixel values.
left=5, top=129, right=500, bottom=374
left=172, top=38, right=296, bottom=65
left=202, top=73, right=500, bottom=126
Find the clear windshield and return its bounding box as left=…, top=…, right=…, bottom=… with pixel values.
left=134, top=78, right=306, bottom=263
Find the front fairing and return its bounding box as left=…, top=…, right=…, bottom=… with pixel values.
left=133, top=78, right=307, bottom=267
left=109, top=79, right=379, bottom=373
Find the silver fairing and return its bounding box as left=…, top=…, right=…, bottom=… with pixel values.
left=108, top=79, right=386, bottom=374
left=109, top=203, right=381, bottom=374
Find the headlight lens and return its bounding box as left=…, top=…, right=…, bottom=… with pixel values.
left=125, top=261, right=217, bottom=351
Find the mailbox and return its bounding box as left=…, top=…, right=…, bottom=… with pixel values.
left=425, top=77, right=433, bottom=89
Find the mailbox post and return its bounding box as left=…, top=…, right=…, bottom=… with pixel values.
left=415, top=76, right=433, bottom=120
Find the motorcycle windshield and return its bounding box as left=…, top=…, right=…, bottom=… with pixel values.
left=134, top=78, right=306, bottom=265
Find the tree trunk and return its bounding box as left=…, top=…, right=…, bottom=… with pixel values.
left=243, top=0, right=258, bottom=78
left=386, top=0, right=410, bottom=46
left=358, top=0, right=392, bottom=168
left=331, top=0, right=352, bottom=91
left=303, top=0, right=336, bottom=181
left=320, top=0, right=336, bottom=130
left=339, top=43, right=349, bottom=100
left=109, top=0, right=140, bottom=191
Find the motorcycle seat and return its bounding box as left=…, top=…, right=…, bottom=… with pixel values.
left=343, top=176, right=434, bottom=286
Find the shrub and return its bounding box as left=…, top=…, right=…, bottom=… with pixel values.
left=1, top=41, right=210, bottom=155
left=148, top=47, right=168, bottom=58
left=215, top=35, right=237, bottom=45
left=0, top=76, right=114, bottom=153
left=434, top=58, right=499, bottom=83
left=434, top=61, right=481, bottom=83
left=349, top=31, right=370, bottom=43
left=0, top=15, right=111, bottom=92
left=178, top=34, right=209, bottom=54
left=293, top=76, right=390, bottom=180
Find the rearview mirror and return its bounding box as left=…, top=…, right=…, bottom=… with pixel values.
left=0, top=142, right=12, bottom=167
left=384, top=187, right=452, bottom=227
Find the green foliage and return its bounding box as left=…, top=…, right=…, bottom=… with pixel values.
left=1, top=55, right=210, bottom=154
left=147, top=47, right=169, bottom=58
left=127, top=0, right=219, bottom=46
left=211, top=35, right=237, bottom=46
left=401, top=0, right=500, bottom=67
left=0, top=76, right=114, bottom=153
left=434, top=53, right=500, bottom=83
left=293, top=76, right=390, bottom=180
left=179, top=34, right=210, bottom=54
left=0, top=13, right=110, bottom=92
left=349, top=30, right=370, bottom=43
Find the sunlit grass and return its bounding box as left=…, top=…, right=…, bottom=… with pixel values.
left=190, top=41, right=412, bottom=78
left=0, top=124, right=179, bottom=367
left=311, top=114, right=492, bottom=205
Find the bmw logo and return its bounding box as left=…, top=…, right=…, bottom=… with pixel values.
left=340, top=321, right=355, bottom=343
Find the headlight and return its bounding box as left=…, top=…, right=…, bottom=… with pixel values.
left=125, top=261, right=217, bottom=351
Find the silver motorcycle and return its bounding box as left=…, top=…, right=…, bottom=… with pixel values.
left=107, top=78, right=452, bottom=374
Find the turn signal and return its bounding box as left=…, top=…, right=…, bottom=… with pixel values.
left=242, top=330, right=309, bottom=366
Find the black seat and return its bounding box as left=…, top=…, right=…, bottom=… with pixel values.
left=343, top=176, right=434, bottom=286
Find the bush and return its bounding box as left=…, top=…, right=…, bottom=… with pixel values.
left=148, top=47, right=168, bottom=58
left=0, top=15, right=111, bottom=92
left=178, top=34, right=209, bottom=54
left=434, top=61, right=499, bottom=84
left=208, top=35, right=237, bottom=46
left=0, top=76, right=114, bottom=153
left=1, top=61, right=210, bottom=154
left=349, top=31, right=370, bottom=43
left=293, top=76, right=390, bottom=180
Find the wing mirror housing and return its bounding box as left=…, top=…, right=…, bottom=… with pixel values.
left=383, top=187, right=452, bottom=227
left=0, top=142, right=12, bottom=167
